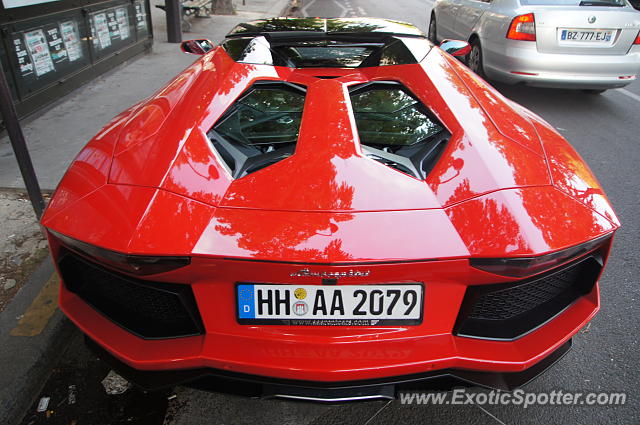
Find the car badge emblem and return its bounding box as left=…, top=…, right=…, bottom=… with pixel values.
left=588, top=16, right=596, bottom=24
left=290, top=268, right=371, bottom=278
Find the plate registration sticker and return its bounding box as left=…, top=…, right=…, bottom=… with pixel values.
left=237, top=284, right=423, bottom=326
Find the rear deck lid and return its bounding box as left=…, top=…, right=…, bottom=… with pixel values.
left=524, top=2, right=640, bottom=55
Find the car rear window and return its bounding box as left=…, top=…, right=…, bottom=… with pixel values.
left=222, top=36, right=431, bottom=68
left=277, top=45, right=378, bottom=68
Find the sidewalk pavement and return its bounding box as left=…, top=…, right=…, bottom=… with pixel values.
left=0, top=0, right=291, bottom=191
left=0, top=1, right=290, bottom=423
left=0, top=258, right=75, bottom=425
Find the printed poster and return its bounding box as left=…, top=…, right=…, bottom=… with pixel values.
left=115, top=7, right=130, bottom=40
left=92, top=13, right=111, bottom=50
left=135, top=1, right=148, bottom=31
left=106, top=10, right=120, bottom=41
left=11, top=35, right=34, bottom=77
left=44, top=24, right=68, bottom=64
left=60, top=20, right=82, bottom=62
left=24, top=29, right=55, bottom=77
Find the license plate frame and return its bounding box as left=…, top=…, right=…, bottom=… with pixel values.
left=236, top=283, right=424, bottom=326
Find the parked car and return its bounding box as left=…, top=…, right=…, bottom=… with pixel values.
left=429, top=0, right=640, bottom=92
left=41, top=17, right=619, bottom=401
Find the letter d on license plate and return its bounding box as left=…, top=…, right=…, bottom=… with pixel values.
left=236, top=284, right=423, bottom=326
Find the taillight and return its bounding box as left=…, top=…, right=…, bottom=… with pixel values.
left=470, top=234, right=611, bottom=278
left=634, top=31, right=640, bottom=45
left=49, top=230, right=190, bottom=275
left=507, top=13, right=536, bottom=41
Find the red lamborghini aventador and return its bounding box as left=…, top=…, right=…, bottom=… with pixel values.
left=41, top=18, right=620, bottom=401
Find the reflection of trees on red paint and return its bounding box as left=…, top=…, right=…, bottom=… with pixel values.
left=446, top=57, right=541, bottom=154
left=214, top=209, right=354, bottom=261
left=213, top=152, right=356, bottom=260
left=447, top=194, right=530, bottom=255
left=447, top=187, right=611, bottom=257
left=533, top=120, right=617, bottom=224
left=521, top=189, right=608, bottom=247
left=212, top=82, right=357, bottom=261
left=164, top=132, right=227, bottom=207
left=216, top=61, right=255, bottom=96
left=423, top=53, right=548, bottom=208
left=133, top=190, right=213, bottom=252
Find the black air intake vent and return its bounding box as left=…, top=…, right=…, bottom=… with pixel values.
left=208, top=81, right=306, bottom=178
left=59, top=251, right=204, bottom=339
left=454, top=255, right=602, bottom=340
left=349, top=82, right=450, bottom=179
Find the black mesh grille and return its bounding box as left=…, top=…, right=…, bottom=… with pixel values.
left=59, top=251, right=203, bottom=339
left=468, top=265, right=582, bottom=321
left=455, top=255, right=602, bottom=340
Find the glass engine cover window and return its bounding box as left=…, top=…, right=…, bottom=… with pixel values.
left=350, top=84, right=450, bottom=179
left=209, top=83, right=306, bottom=178
left=221, top=36, right=431, bottom=68
left=351, top=88, right=443, bottom=146
left=277, top=42, right=380, bottom=67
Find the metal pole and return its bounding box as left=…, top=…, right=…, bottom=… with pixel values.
left=0, top=63, right=45, bottom=220
left=166, top=0, right=182, bottom=43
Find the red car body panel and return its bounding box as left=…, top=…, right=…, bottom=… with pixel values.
left=41, top=18, right=619, bottom=393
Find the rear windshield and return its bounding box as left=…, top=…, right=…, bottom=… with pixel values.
left=222, top=36, right=430, bottom=68
left=520, top=0, right=625, bottom=5
left=277, top=44, right=379, bottom=68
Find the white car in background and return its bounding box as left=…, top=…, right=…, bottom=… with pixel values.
left=429, top=0, right=640, bottom=93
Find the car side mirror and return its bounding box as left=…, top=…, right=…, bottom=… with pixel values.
left=180, top=39, right=214, bottom=55
left=439, top=39, right=471, bottom=57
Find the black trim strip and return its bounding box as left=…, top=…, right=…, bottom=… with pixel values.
left=213, top=257, right=444, bottom=266
left=454, top=254, right=602, bottom=340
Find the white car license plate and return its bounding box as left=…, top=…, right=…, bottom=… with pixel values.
left=559, top=28, right=613, bottom=44
left=236, top=284, right=423, bottom=325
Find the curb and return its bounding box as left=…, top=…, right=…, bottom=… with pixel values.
left=0, top=256, right=77, bottom=425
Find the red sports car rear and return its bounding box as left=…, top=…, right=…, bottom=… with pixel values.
left=41, top=18, right=619, bottom=401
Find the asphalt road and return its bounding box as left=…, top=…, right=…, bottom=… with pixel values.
left=21, top=1, right=640, bottom=424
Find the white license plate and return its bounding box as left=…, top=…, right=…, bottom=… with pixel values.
left=559, top=28, right=613, bottom=43
left=236, top=284, right=423, bottom=325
